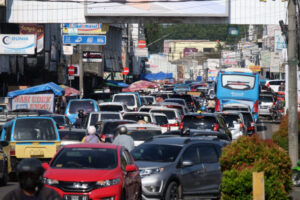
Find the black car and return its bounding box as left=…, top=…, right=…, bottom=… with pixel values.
left=169, top=94, right=197, bottom=111
left=181, top=113, right=232, bottom=140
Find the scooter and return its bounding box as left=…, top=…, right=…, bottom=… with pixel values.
left=292, top=160, right=300, bottom=187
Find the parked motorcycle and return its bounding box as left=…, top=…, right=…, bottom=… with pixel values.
left=292, top=160, right=300, bottom=187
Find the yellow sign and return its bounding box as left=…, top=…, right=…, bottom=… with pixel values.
left=63, top=24, right=109, bottom=35
left=248, top=65, right=261, bottom=72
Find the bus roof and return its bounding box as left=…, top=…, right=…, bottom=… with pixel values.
left=223, top=68, right=253, bottom=73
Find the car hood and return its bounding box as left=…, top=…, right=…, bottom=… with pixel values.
left=44, top=168, right=120, bottom=182
left=135, top=161, right=172, bottom=169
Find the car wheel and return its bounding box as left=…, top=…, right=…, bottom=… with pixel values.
left=0, top=163, right=8, bottom=186
left=292, top=170, right=300, bottom=187
left=164, top=181, right=180, bottom=200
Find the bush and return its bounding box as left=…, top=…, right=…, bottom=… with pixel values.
left=220, top=135, right=292, bottom=200
left=272, top=112, right=300, bottom=154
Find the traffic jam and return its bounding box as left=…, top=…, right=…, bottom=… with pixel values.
left=0, top=68, right=285, bottom=200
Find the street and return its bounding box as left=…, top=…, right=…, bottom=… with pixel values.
left=0, top=120, right=298, bottom=199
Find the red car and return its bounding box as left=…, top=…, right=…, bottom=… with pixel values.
left=43, top=143, right=141, bottom=200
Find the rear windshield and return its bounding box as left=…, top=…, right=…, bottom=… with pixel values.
left=259, top=96, right=273, bottom=102
left=223, top=107, right=249, bottom=112
left=14, top=118, right=57, bottom=141
left=222, top=74, right=255, bottom=90
left=123, top=114, right=152, bottom=123
left=59, top=131, right=85, bottom=141
left=169, top=94, right=193, bottom=104
left=114, top=95, right=135, bottom=106
left=241, top=113, right=254, bottom=125
left=102, top=121, right=135, bottom=135
left=222, top=114, right=241, bottom=128
left=151, top=110, right=176, bottom=120
left=69, top=100, right=95, bottom=114
left=139, top=108, right=151, bottom=112
left=128, top=130, right=161, bottom=141
left=269, top=81, right=284, bottom=85
left=145, top=97, right=155, bottom=104
left=182, top=116, right=217, bottom=130
left=100, top=105, right=123, bottom=112
left=100, top=113, right=121, bottom=120
left=164, top=99, right=185, bottom=106
left=154, top=116, right=168, bottom=125
left=51, top=148, right=117, bottom=169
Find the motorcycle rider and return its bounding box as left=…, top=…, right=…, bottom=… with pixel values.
left=3, top=158, right=62, bottom=200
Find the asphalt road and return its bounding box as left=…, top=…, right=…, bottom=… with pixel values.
left=0, top=119, right=299, bottom=199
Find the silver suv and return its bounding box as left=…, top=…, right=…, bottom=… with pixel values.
left=131, top=136, right=227, bottom=200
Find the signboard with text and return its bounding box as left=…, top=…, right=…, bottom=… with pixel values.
left=63, top=23, right=109, bottom=35
left=0, top=34, right=36, bottom=54
left=82, top=51, right=102, bottom=62
left=63, top=35, right=106, bottom=45
left=12, top=94, right=55, bottom=112
left=20, top=24, right=44, bottom=53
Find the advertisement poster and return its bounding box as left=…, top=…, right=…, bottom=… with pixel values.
left=208, top=69, right=219, bottom=81
left=12, top=94, right=55, bottom=112
left=86, top=0, right=228, bottom=17
left=63, top=24, right=109, bottom=35
left=20, top=24, right=44, bottom=53
left=0, top=34, right=36, bottom=55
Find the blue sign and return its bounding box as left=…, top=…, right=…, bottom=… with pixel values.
left=63, top=35, right=106, bottom=45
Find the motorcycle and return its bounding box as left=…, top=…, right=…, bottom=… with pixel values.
left=292, top=160, right=300, bottom=187
left=269, top=101, right=283, bottom=121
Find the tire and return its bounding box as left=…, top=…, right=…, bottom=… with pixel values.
left=0, top=163, right=8, bottom=186
left=292, top=170, right=300, bottom=187
left=164, top=181, right=180, bottom=200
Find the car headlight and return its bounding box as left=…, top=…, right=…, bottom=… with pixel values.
left=140, top=168, right=164, bottom=177
left=96, top=178, right=120, bottom=187
left=43, top=178, right=59, bottom=185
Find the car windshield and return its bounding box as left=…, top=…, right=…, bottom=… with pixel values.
left=154, top=116, right=168, bottom=125
left=59, top=131, right=86, bottom=141
left=183, top=116, right=217, bottom=130
left=100, top=105, right=123, bottom=112
left=13, top=118, right=57, bottom=141
left=145, top=97, right=154, bottom=104
left=241, top=113, right=254, bottom=125
left=114, top=95, right=135, bottom=106
left=123, top=114, right=152, bottom=123
left=139, top=108, right=151, bottom=112
left=51, top=116, right=65, bottom=126
left=69, top=100, right=95, bottom=114
left=102, top=121, right=135, bottom=135
left=259, top=96, right=273, bottom=102
left=165, top=99, right=185, bottom=106
left=222, top=74, right=255, bottom=90
left=51, top=148, right=118, bottom=169
left=151, top=110, right=176, bottom=120
left=101, top=113, right=121, bottom=120
left=169, top=94, right=193, bottom=104
left=127, top=130, right=161, bottom=141
left=223, top=107, right=249, bottom=112
left=132, top=144, right=182, bottom=162
left=222, top=114, right=241, bottom=128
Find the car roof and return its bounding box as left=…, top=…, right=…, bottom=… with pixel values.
left=62, top=143, right=119, bottom=149
left=123, top=112, right=150, bottom=115
left=216, top=112, right=242, bottom=116
left=145, top=136, right=226, bottom=146
left=150, top=107, right=178, bottom=112
left=121, top=123, right=161, bottom=130
left=89, top=111, right=120, bottom=115
left=99, top=102, right=125, bottom=106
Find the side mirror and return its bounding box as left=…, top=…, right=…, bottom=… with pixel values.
left=125, top=165, right=137, bottom=172
left=0, top=141, right=9, bottom=147
left=181, top=160, right=193, bottom=167
left=42, top=162, right=49, bottom=170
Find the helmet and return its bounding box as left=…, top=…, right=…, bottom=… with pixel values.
left=17, top=158, right=44, bottom=194
left=88, top=126, right=96, bottom=135
left=118, top=126, right=128, bottom=135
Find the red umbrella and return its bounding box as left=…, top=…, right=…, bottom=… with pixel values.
left=64, top=86, right=80, bottom=96
left=122, top=80, right=159, bottom=92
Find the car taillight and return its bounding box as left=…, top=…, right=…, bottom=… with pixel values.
left=181, top=115, right=184, bottom=119
left=215, top=98, right=220, bottom=112
left=101, top=134, right=106, bottom=141
left=169, top=122, right=179, bottom=127
left=137, top=127, right=147, bottom=130
left=273, top=101, right=275, bottom=106
left=266, top=83, right=270, bottom=87
left=247, top=126, right=255, bottom=131
left=59, top=126, right=65, bottom=129
left=253, top=100, right=259, bottom=113
left=191, top=102, right=194, bottom=105
left=213, top=123, right=219, bottom=131
left=10, top=146, right=15, bottom=156
left=179, top=122, right=184, bottom=130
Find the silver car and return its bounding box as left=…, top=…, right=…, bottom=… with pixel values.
left=131, top=136, right=226, bottom=200
left=258, top=94, right=275, bottom=117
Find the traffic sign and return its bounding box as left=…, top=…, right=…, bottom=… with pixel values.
left=63, top=35, right=106, bottom=45
left=122, top=67, right=129, bottom=75
left=68, top=65, right=75, bottom=75
left=137, top=40, right=146, bottom=49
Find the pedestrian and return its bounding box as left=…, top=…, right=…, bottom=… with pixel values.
left=113, top=126, right=135, bottom=152
left=82, top=126, right=101, bottom=143
left=3, top=158, right=62, bottom=200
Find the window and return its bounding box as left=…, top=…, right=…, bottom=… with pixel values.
left=100, top=113, right=121, bottom=120
left=182, top=145, right=200, bottom=164
left=90, top=114, right=100, bottom=126
left=4, top=125, right=12, bottom=141
left=69, top=100, right=95, bottom=114
left=198, top=145, right=218, bottom=163
left=222, top=74, right=255, bottom=90
left=114, top=95, right=135, bottom=106
left=121, top=150, right=128, bottom=171
left=155, top=116, right=168, bottom=125
left=123, top=149, right=134, bottom=165
left=100, top=105, right=123, bottom=112
left=151, top=110, right=176, bottom=120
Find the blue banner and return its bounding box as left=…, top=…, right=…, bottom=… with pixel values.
left=63, top=35, right=106, bottom=45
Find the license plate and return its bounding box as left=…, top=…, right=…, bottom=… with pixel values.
left=63, top=195, right=89, bottom=200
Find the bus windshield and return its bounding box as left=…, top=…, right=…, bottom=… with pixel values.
left=222, top=74, right=255, bottom=90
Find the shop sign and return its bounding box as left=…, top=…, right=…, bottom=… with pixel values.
left=20, top=24, right=44, bottom=53
left=12, top=94, right=54, bottom=112
left=0, top=34, right=36, bottom=55
left=63, top=24, right=109, bottom=35
left=63, top=46, right=73, bottom=55
left=82, top=51, right=102, bottom=62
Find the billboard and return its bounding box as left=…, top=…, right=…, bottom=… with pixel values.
left=0, top=34, right=36, bottom=54
left=63, top=23, right=109, bottom=35
left=12, top=94, right=55, bottom=112
left=20, top=24, right=44, bottom=53
left=63, top=35, right=106, bottom=45
left=85, top=0, right=229, bottom=17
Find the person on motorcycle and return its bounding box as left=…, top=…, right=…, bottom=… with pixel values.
left=74, top=109, right=86, bottom=128
left=3, top=158, right=62, bottom=200
left=82, top=126, right=101, bottom=143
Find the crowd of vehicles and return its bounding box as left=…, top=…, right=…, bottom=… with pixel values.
left=0, top=68, right=290, bottom=199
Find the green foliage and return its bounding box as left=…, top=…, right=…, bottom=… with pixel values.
left=272, top=112, right=300, bottom=154
left=143, top=24, right=249, bottom=53
left=220, top=135, right=292, bottom=200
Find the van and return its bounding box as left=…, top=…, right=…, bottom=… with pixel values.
left=112, top=93, right=141, bottom=111
left=0, top=117, right=60, bottom=175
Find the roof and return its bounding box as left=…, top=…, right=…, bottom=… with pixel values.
left=99, top=102, right=125, bottom=106
left=121, top=123, right=161, bottom=130
left=145, top=136, right=226, bottom=146
left=123, top=112, right=150, bottom=115
left=62, top=143, right=119, bottom=149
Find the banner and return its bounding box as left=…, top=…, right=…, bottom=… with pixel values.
left=270, top=52, right=281, bottom=73
left=0, top=34, right=36, bottom=55
left=12, top=94, right=55, bottom=112
left=274, top=30, right=286, bottom=51
left=20, top=24, right=44, bottom=53
left=63, top=23, right=109, bottom=35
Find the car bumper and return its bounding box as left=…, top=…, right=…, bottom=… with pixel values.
left=141, top=175, right=165, bottom=199
left=259, top=108, right=272, bottom=116
left=46, top=183, right=122, bottom=200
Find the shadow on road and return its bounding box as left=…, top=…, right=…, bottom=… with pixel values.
left=256, top=125, right=267, bottom=132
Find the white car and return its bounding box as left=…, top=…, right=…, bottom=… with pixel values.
left=266, top=80, right=285, bottom=93
left=222, top=103, right=251, bottom=112
left=258, top=94, right=275, bottom=117
left=112, top=93, right=140, bottom=111
left=86, top=111, right=123, bottom=128
left=99, top=102, right=128, bottom=115
left=150, top=108, right=181, bottom=131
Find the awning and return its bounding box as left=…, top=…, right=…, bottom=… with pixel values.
left=7, top=82, right=65, bottom=98
left=105, top=80, right=129, bottom=88
left=140, top=72, right=173, bottom=81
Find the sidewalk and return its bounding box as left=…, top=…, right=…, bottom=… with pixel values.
left=291, top=187, right=300, bottom=200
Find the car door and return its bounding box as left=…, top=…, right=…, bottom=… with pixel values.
left=198, top=144, right=222, bottom=192
left=178, top=144, right=202, bottom=194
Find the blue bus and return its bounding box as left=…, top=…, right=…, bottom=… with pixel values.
left=215, top=69, right=260, bottom=121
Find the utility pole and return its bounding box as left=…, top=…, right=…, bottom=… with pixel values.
left=288, top=0, right=298, bottom=167
left=79, top=45, right=84, bottom=99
